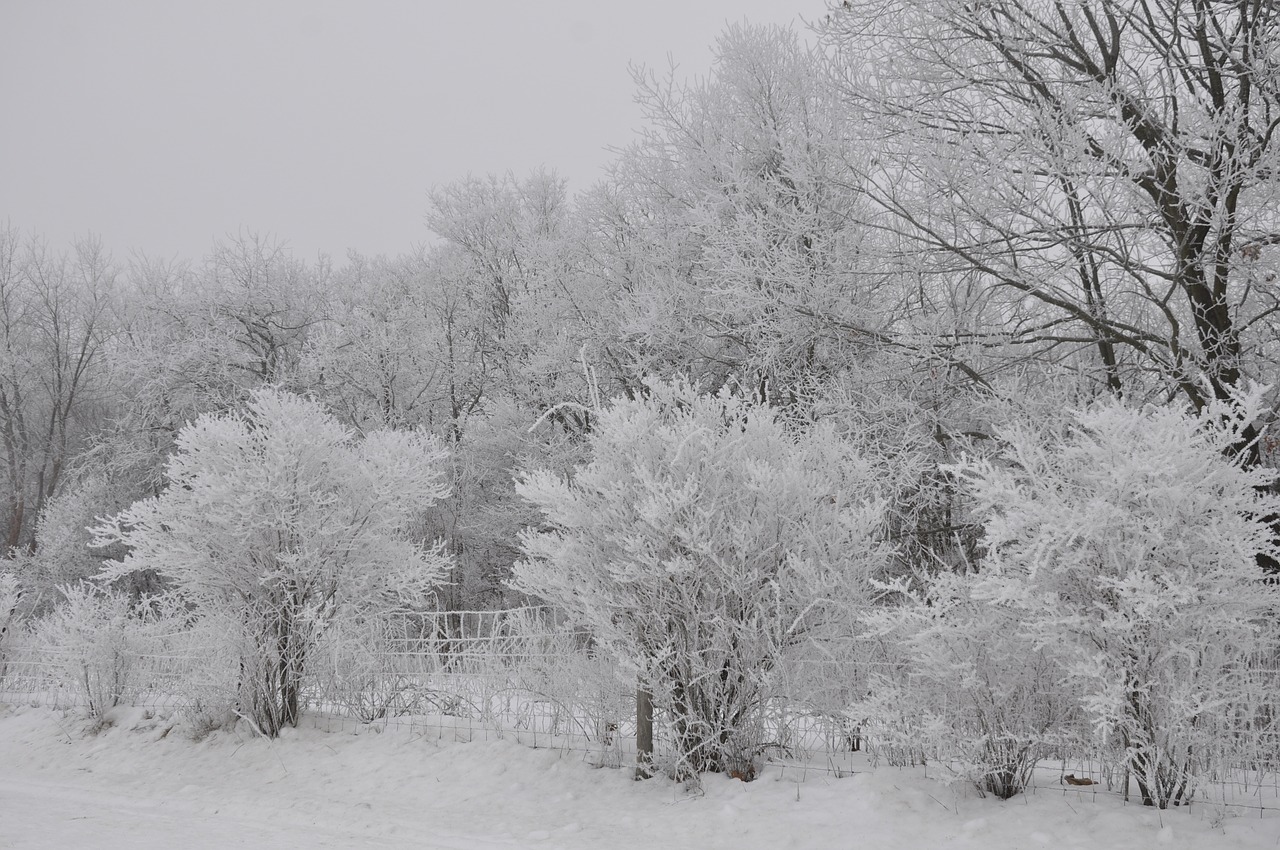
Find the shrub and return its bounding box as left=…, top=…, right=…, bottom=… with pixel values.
left=951, top=389, right=1280, bottom=807
left=861, top=570, right=1076, bottom=797
left=515, top=377, right=885, bottom=777
left=31, top=584, right=164, bottom=717
left=93, top=389, right=453, bottom=736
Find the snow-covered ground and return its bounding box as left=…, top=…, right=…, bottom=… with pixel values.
left=1, top=704, right=1276, bottom=849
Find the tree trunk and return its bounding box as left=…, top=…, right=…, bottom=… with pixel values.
left=635, top=685, right=654, bottom=780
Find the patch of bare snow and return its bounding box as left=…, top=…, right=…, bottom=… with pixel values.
left=0, top=704, right=1274, bottom=849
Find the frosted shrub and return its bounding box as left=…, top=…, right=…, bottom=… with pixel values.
left=169, top=611, right=241, bottom=736
left=515, top=378, right=885, bottom=778
left=327, top=616, right=401, bottom=723
left=317, top=612, right=442, bottom=724
left=952, top=390, right=1280, bottom=808
left=92, top=389, right=453, bottom=737
left=499, top=610, right=626, bottom=744
left=862, top=570, right=1076, bottom=797
left=31, top=584, right=161, bottom=717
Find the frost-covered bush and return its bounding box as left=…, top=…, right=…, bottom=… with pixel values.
left=951, top=390, right=1280, bottom=808
left=167, top=611, right=241, bottom=737
left=316, top=613, right=424, bottom=724
left=29, top=583, right=168, bottom=717
left=860, top=570, right=1076, bottom=797
left=515, top=378, right=885, bottom=777
left=92, top=388, right=453, bottom=737
left=497, top=608, right=627, bottom=745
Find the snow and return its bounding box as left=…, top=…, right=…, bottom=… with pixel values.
left=1, top=704, right=1276, bottom=849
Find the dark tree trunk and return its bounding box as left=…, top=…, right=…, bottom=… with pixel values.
left=635, top=686, right=654, bottom=780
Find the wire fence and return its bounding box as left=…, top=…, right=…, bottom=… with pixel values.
left=0, top=607, right=864, bottom=767
left=1, top=605, right=1278, bottom=815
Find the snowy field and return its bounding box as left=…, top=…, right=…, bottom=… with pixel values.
left=1, top=705, right=1277, bottom=850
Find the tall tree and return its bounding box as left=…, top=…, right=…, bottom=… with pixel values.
left=0, top=228, right=116, bottom=551
left=597, top=23, right=887, bottom=397
left=820, top=0, right=1280, bottom=430
left=104, top=234, right=331, bottom=494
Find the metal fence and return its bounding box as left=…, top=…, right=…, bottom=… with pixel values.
left=0, top=607, right=865, bottom=772
left=2, top=605, right=1279, bottom=814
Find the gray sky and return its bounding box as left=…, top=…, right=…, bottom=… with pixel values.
left=1, top=1, right=816, bottom=263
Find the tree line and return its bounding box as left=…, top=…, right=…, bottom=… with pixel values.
left=2, top=5, right=1280, bottom=805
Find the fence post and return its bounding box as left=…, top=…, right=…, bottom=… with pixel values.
left=636, top=685, right=653, bottom=779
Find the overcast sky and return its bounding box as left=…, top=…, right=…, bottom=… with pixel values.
left=1, top=1, right=819, bottom=264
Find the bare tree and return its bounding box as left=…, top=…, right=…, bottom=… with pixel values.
left=0, top=228, right=116, bottom=551
left=820, top=0, right=1280, bottom=439
left=204, top=231, right=329, bottom=384
left=427, top=170, right=568, bottom=335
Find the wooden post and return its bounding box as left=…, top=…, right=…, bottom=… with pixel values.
left=635, top=685, right=654, bottom=779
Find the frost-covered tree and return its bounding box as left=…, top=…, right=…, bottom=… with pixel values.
left=427, top=170, right=568, bottom=338
left=102, top=234, right=332, bottom=497
left=427, top=170, right=613, bottom=426
left=950, top=388, right=1280, bottom=807
left=820, top=0, right=1280, bottom=418
left=0, top=227, right=117, bottom=552
left=599, top=23, right=885, bottom=397
left=9, top=476, right=142, bottom=615
left=202, top=231, right=329, bottom=385
left=92, top=388, right=452, bottom=736
left=300, top=250, right=489, bottom=435
left=514, top=378, right=885, bottom=777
